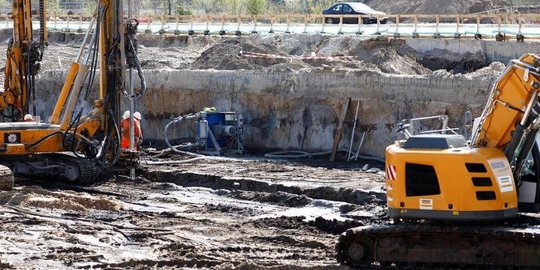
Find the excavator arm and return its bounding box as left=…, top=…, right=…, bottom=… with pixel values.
left=471, top=54, right=540, bottom=183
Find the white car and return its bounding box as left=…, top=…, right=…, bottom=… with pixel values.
left=322, top=2, right=388, bottom=24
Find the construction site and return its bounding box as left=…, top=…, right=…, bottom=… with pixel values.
left=0, top=0, right=540, bottom=269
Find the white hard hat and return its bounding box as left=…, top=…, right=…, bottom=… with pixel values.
left=122, top=110, right=130, bottom=120
left=134, top=111, right=141, bottom=120
left=23, top=114, right=33, bottom=121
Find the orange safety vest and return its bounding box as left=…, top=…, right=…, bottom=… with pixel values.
left=121, top=118, right=142, bottom=150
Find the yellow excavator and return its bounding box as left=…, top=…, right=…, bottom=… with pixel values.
left=0, top=0, right=144, bottom=190
left=337, top=54, right=540, bottom=267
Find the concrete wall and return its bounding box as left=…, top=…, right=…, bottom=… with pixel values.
left=406, top=39, right=540, bottom=63
left=35, top=69, right=493, bottom=158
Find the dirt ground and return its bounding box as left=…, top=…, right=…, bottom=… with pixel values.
left=0, top=153, right=387, bottom=269
left=0, top=30, right=502, bottom=78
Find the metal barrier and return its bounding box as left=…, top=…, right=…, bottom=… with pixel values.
left=1, top=13, right=539, bottom=40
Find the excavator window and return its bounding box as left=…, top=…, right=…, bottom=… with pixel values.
left=405, top=163, right=441, bottom=196
left=517, top=139, right=540, bottom=209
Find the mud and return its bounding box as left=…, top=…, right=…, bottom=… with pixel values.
left=0, top=154, right=390, bottom=269
left=141, top=157, right=387, bottom=205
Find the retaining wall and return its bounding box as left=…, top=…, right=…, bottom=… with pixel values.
left=35, top=69, right=493, bottom=158
left=406, top=38, right=540, bottom=63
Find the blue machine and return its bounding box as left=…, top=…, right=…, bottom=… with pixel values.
left=196, top=111, right=244, bottom=155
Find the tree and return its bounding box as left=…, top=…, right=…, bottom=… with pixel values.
left=224, top=0, right=244, bottom=15
left=310, top=0, right=334, bottom=14
left=83, top=0, right=97, bottom=16
left=246, top=0, right=267, bottom=15
left=47, top=0, right=61, bottom=15
left=192, top=0, right=226, bottom=13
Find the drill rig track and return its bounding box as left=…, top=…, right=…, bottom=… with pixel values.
left=336, top=222, right=540, bottom=268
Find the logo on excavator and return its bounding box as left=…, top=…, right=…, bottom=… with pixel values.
left=4, top=133, right=20, bottom=144
left=490, top=161, right=506, bottom=170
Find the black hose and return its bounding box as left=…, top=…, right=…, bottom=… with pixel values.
left=164, top=113, right=200, bottom=154
left=84, top=13, right=100, bottom=101
left=23, top=161, right=61, bottom=170
left=99, top=108, right=121, bottom=168
left=128, top=38, right=146, bottom=98
left=62, top=109, right=82, bottom=149
left=26, top=131, right=64, bottom=149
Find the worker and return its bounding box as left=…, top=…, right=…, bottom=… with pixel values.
left=120, top=110, right=142, bottom=151
left=23, top=114, right=34, bottom=122
left=134, top=111, right=143, bottom=148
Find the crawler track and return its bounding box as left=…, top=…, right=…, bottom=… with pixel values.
left=337, top=223, right=540, bottom=268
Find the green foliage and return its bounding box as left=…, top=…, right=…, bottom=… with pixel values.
left=268, top=2, right=286, bottom=15
left=245, top=0, right=267, bottom=15
left=47, top=0, right=61, bottom=15
left=176, top=5, right=192, bottom=15
left=192, top=0, right=225, bottom=13
left=310, top=0, right=334, bottom=14
left=224, top=0, right=244, bottom=15
left=83, top=0, right=97, bottom=16
left=0, top=0, right=7, bottom=10
left=139, top=0, right=154, bottom=15
left=282, top=0, right=303, bottom=14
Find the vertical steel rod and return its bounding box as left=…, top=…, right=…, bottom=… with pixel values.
left=128, top=0, right=136, bottom=180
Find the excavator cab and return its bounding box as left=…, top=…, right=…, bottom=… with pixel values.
left=516, top=135, right=540, bottom=212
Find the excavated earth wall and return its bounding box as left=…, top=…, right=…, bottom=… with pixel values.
left=30, top=34, right=540, bottom=158
left=37, top=69, right=492, bottom=158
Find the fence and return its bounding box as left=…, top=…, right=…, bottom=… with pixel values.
left=1, top=12, right=539, bottom=40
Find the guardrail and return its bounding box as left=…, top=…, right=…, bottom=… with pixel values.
left=0, top=13, right=539, bottom=40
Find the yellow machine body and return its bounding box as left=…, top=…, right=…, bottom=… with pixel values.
left=385, top=53, right=540, bottom=221
left=0, top=0, right=143, bottom=183
left=386, top=145, right=518, bottom=220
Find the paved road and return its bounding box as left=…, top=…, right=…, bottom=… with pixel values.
left=1, top=21, right=539, bottom=38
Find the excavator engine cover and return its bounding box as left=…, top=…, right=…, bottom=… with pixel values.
left=386, top=136, right=518, bottom=221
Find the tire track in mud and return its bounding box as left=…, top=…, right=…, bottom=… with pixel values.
left=141, top=168, right=386, bottom=206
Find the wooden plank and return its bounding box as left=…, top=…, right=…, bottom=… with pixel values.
left=330, top=97, right=351, bottom=161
